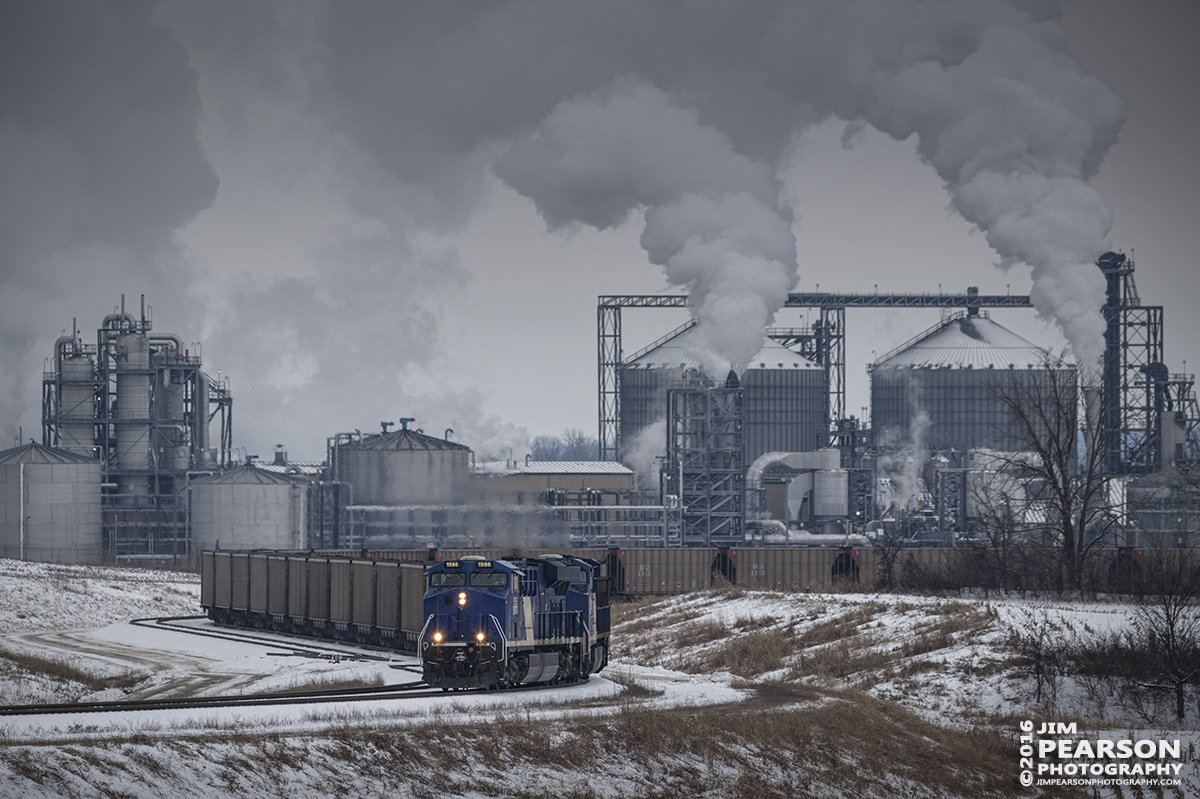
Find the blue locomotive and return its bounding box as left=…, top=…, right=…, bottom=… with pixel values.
left=420, top=554, right=610, bottom=690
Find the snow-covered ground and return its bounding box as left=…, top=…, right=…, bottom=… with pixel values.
left=1, top=558, right=1198, bottom=797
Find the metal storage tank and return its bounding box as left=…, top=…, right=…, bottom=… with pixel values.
left=870, top=314, right=1068, bottom=452
left=336, top=425, right=471, bottom=506
left=619, top=326, right=826, bottom=464
left=812, top=470, right=849, bottom=519
left=58, top=352, right=97, bottom=457
left=115, top=332, right=152, bottom=496
left=189, top=464, right=308, bottom=551
left=0, top=442, right=102, bottom=564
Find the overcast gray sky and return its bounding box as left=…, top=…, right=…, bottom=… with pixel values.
left=2, top=0, right=1197, bottom=463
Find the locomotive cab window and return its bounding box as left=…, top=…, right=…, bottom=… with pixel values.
left=469, top=571, right=508, bottom=588
left=429, top=572, right=466, bottom=588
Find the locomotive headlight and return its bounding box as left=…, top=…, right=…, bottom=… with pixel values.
left=457, top=592, right=467, bottom=606
left=475, top=632, right=485, bottom=642
left=433, top=632, right=443, bottom=643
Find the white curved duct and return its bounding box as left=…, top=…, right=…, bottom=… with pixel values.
left=785, top=472, right=812, bottom=522
left=745, top=448, right=840, bottom=518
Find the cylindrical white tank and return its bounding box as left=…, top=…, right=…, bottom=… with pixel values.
left=59, top=355, right=96, bottom=457
left=336, top=428, right=471, bottom=505
left=0, top=443, right=102, bottom=564
left=115, top=333, right=151, bottom=495
left=155, top=366, right=189, bottom=472
left=812, top=469, right=849, bottom=518
left=190, top=465, right=308, bottom=550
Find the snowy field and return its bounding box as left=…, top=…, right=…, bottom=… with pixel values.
left=1, top=558, right=1199, bottom=797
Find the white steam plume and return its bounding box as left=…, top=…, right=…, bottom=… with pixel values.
left=1, top=2, right=1129, bottom=453
left=495, top=81, right=798, bottom=371
left=766, top=4, right=1125, bottom=367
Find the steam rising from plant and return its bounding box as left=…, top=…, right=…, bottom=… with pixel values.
left=0, top=1, right=1127, bottom=453
left=496, top=81, right=798, bottom=372
left=624, top=419, right=668, bottom=492
left=877, top=409, right=932, bottom=514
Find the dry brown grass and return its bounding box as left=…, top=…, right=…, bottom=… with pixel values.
left=694, top=627, right=795, bottom=677
left=671, top=618, right=730, bottom=648
left=0, top=644, right=145, bottom=694
left=273, top=673, right=386, bottom=695
left=0, top=685, right=1043, bottom=798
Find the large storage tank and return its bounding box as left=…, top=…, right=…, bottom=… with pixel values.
left=190, top=464, right=308, bottom=550
left=870, top=314, right=1068, bottom=452
left=0, top=442, right=102, bottom=564
left=619, top=326, right=826, bottom=463
left=336, top=427, right=471, bottom=505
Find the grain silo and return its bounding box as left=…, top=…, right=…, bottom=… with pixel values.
left=0, top=442, right=102, bottom=564
left=189, top=464, right=308, bottom=551
left=870, top=313, right=1068, bottom=452
left=619, top=326, right=826, bottom=464
left=334, top=423, right=471, bottom=506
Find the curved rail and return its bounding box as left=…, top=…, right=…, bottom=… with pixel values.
left=130, top=615, right=395, bottom=662
left=0, top=616, right=584, bottom=717
left=0, top=681, right=439, bottom=717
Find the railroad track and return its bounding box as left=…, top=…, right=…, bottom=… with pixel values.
left=130, top=615, right=403, bottom=663
left=0, top=615, right=583, bottom=717
left=0, top=671, right=581, bottom=717
left=0, top=681, right=444, bottom=717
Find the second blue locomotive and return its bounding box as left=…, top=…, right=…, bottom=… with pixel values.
left=420, top=554, right=609, bottom=690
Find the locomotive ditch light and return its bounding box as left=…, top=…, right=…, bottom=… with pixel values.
left=458, top=592, right=467, bottom=606
left=475, top=632, right=485, bottom=642
left=433, top=632, right=443, bottom=643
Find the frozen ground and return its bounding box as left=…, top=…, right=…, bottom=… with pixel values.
left=1, top=558, right=1198, bottom=797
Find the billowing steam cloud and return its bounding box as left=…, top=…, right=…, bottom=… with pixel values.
left=0, top=1, right=216, bottom=442
left=495, top=81, right=797, bottom=371
left=0, top=1, right=1126, bottom=457
left=797, top=12, right=1124, bottom=367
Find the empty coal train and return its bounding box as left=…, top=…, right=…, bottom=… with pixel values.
left=200, top=550, right=610, bottom=690
left=201, top=551, right=428, bottom=649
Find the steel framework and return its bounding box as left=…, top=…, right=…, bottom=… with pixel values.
left=41, top=298, right=233, bottom=561
left=1099, top=252, right=1200, bottom=472
left=662, top=378, right=745, bottom=545
left=598, top=288, right=1033, bottom=460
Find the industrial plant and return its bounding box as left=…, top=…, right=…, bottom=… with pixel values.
left=1, top=252, right=1198, bottom=566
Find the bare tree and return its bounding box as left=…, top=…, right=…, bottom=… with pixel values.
left=1125, top=548, right=1200, bottom=721
left=1065, top=548, right=1200, bottom=723
left=560, top=428, right=599, bottom=461
left=530, top=435, right=565, bottom=461
left=531, top=428, right=601, bottom=462
left=986, top=354, right=1122, bottom=593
